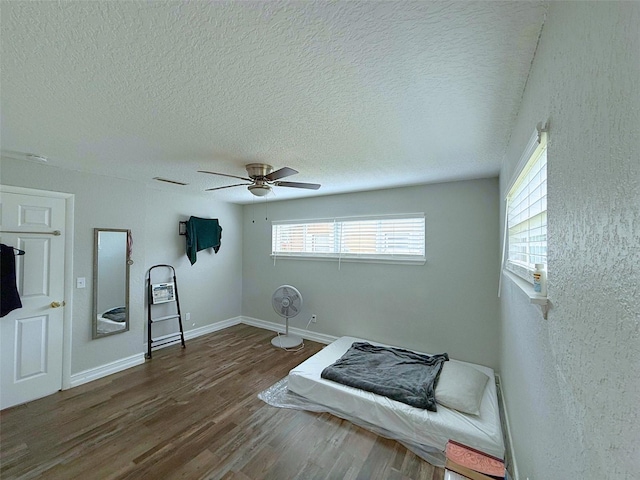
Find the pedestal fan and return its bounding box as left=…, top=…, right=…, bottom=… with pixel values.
left=271, top=285, right=303, bottom=349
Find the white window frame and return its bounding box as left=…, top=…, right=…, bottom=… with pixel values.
left=271, top=213, right=426, bottom=265
left=503, top=125, right=548, bottom=283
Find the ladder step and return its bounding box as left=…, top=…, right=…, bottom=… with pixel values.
left=151, top=332, right=182, bottom=341
left=151, top=314, right=180, bottom=322
left=151, top=334, right=183, bottom=348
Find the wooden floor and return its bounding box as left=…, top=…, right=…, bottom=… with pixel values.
left=0, top=325, right=444, bottom=480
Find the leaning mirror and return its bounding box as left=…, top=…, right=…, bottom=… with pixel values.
left=93, top=228, right=130, bottom=338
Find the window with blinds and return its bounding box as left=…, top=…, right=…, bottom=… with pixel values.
left=272, top=214, right=425, bottom=264
left=506, top=129, right=547, bottom=280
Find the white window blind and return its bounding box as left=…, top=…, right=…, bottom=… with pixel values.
left=272, top=214, right=425, bottom=265
left=506, top=129, right=547, bottom=280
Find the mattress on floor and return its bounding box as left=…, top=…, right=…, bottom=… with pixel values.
left=288, top=336, right=505, bottom=460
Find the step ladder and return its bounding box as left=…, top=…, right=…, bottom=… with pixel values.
left=146, top=264, right=185, bottom=359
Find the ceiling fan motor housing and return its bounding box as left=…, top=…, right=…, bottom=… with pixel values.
left=246, top=163, right=273, bottom=179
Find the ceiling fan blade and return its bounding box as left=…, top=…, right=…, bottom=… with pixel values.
left=205, top=183, right=252, bottom=191
left=265, top=167, right=298, bottom=181
left=198, top=170, right=252, bottom=182
left=274, top=181, right=321, bottom=190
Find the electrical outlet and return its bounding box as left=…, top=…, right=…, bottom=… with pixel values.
left=311, top=314, right=317, bottom=323
left=185, top=312, right=191, bottom=321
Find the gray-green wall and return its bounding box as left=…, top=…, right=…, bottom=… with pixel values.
left=0, top=156, right=243, bottom=374
left=242, top=178, right=501, bottom=368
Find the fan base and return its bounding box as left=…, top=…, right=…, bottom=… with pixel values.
left=271, top=334, right=303, bottom=349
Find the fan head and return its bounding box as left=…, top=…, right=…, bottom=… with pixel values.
left=271, top=285, right=304, bottom=349
left=272, top=285, right=303, bottom=319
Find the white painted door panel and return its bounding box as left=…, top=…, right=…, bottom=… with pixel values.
left=0, top=191, right=66, bottom=410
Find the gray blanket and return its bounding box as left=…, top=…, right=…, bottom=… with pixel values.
left=321, top=342, right=448, bottom=411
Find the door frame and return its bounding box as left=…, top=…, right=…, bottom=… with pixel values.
left=0, top=185, right=75, bottom=390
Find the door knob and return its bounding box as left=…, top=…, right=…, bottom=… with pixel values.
left=50, top=301, right=65, bottom=308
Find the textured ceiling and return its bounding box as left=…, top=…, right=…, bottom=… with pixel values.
left=1, top=1, right=545, bottom=204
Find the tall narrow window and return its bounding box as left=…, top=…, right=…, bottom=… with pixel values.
left=505, top=128, right=547, bottom=281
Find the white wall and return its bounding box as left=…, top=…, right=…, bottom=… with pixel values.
left=0, top=157, right=243, bottom=374
left=242, top=178, right=501, bottom=368
left=499, top=3, right=639, bottom=479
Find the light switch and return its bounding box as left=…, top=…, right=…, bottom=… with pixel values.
left=77, top=277, right=86, bottom=289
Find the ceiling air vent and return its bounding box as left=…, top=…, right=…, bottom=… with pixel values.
left=25, top=154, right=48, bottom=163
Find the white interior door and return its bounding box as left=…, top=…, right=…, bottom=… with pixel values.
left=0, top=191, right=66, bottom=410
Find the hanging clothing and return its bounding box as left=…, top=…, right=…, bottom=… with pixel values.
left=1, top=243, right=23, bottom=317
left=185, top=217, right=222, bottom=265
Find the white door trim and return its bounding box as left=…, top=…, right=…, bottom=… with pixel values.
left=0, top=185, right=75, bottom=390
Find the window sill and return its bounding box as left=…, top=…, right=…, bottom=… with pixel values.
left=502, top=269, right=548, bottom=319
left=270, top=254, right=426, bottom=266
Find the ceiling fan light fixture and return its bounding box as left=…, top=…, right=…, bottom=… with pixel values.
left=248, top=184, right=272, bottom=197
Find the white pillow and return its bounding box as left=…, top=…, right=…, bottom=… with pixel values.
left=435, top=361, right=489, bottom=415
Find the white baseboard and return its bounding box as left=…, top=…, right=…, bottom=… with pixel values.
left=67, top=316, right=334, bottom=391
left=145, top=317, right=243, bottom=352
left=495, top=374, right=519, bottom=480
left=184, top=316, right=242, bottom=340
left=240, top=316, right=337, bottom=345
left=69, top=353, right=145, bottom=388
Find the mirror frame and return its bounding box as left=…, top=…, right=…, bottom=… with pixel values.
left=92, top=228, right=131, bottom=339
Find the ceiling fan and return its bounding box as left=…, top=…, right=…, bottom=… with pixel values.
left=198, top=163, right=321, bottom=197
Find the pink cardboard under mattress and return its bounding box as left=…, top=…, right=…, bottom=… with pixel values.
left=288, top=336, right=505, bottom=460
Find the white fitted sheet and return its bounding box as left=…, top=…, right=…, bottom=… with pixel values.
left=96, top=307, right=127, bottom=334
left=288, top=336, right=504, bottom=460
